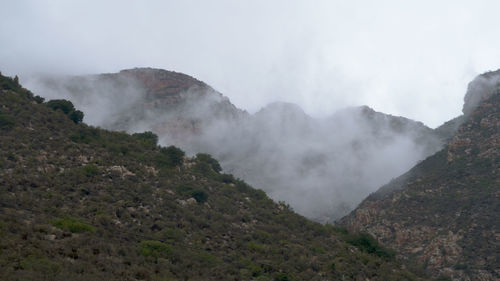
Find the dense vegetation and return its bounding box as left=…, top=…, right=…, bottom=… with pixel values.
left=0, top=73, right=430, bottom=280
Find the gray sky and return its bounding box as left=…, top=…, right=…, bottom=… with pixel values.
left=1, top=0, right=500, bottom=127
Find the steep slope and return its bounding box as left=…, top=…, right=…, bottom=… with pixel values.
left=340, top=70, right=500, bottom=280
left=26, top=68, right=444, bottom=222
left=0, top=74, right=430, bottom=280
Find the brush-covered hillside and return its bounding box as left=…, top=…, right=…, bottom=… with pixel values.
left=341, top=70, right=500, bottom=281
left=0, top=74, right=432, bottom=280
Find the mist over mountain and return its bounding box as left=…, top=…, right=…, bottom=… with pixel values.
left=25, top=68, right=446, bottom=222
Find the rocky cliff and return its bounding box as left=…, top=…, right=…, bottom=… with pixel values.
left=340, top=70, right=500, bottom=280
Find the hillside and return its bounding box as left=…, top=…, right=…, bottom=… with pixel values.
left=0, top=74, right=432, bottom=280
left=340, top=70, right=500, bottom=280
left=25, top=68, right=445, bottom=222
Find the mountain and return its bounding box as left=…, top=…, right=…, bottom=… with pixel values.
left=340, top=70, right=500, bottom=280
left=0, top=73, right=431, bottom=280
left=26, top=68, right=445, bottom=222
left=28, top=68, right=246, bottom=140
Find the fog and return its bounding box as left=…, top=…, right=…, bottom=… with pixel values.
left=3, top=0, right=499, bottom=220
left=26, top=71, right=444, bottom=221
left=2, top=1, right=500, bottom=128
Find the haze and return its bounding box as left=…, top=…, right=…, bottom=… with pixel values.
left=25, top=69, right=446, bottom=221
left=2, top=0, right=500, bottom=128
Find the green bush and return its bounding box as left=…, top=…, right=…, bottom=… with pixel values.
left=68, top=109, right=84, bottom=123
left=69, top=127, right=101, bottom=143
left=51, top=217, right=96, bottom=233
left=45, top=99, right=76, bottom=114
left=274, top=272, right=292, bottom=281
left=191, top=190, right=208, bottom=203
left=217, top=173, right=235, bottom=183
left=82, top=164, right=99, bottom=177
left=176, top=184, right=208, bottom=203
left=20, top=255, right=61, bottom=275
left=139, top=240, right=172, bottom=258
left=155, top=145, right=185, bottom=168
left=133, top=131, right=159, bottom=147
left=0, top=111, right=15, bottom=130
left=343, top=232, right=395, bottom=259
left=0, top=75, right=21, bottom=90
left=45, top=99, right=84, bottom=123
left=195, top=153, right=222, bottom=173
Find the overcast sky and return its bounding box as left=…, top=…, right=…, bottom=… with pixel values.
left=1, top=0, right=500, bottom=127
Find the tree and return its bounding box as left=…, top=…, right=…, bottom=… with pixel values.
left=45, top=99, right=75, bottom=114
left=45, top=99, right=84, bottom=124
left=155, top=145, right=185, bottom=168
left=133, top=131, right=159, bottom=147
left=68, top=110, right=84, bottom=124
left=195, top=153, right=222, bottom=173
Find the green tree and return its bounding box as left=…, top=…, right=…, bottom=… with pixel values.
left=45, top=99, right=76, bottom=114
left=133, top=131, right=159, bottom=147
left=196, top=153, right=222, bottom=173
left=156, top=145, right=185, bottom=168
left=45, top=99, right=84, bottom=123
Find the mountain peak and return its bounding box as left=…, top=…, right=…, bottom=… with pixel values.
left=463, top=69, right=500, bottom=116
left=256, top=101, right=306, bottom=116
left=116, top=67, right=211, bottom=97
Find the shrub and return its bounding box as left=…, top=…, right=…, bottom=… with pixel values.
left=343, top=232, right=395, bottom=259
left=20, top=256, right=61, bottom=275
left=217, top=173, right=235, bottom=183
left=274, top=272, right=292, bottom=281
left=175, top=184, right=208, bottom=203
left=51, top=217, right=96, bottom=233
left=33, top=95, right=45, bottom=104
left=45, top=99, right=76, bottom=114
left=0, top=75, right=21, bottom=90
left=155, top=145, right=185, bottom=168
left=69, top=127, right=101, bottom=143
left=133, top=131, right=159, bottom=147
left=139, top=240, right=172, bottom=258
left=68, top=109, right=84, bottom=123
left=82, top=164, right=99, bottom=177
left=45, top=99, right=84, bottom=123
left=191, top=190, right=208, bottom=203
left=0, top=111, right=15, bottom=130
left=195, top=153, right=222, bottom=173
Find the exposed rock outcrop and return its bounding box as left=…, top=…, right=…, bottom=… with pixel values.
left=341, top=71, right=500, bottom=280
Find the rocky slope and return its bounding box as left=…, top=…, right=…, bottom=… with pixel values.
left=26, top=68, right=446, bottom=222
left=0, top=73, right=431, bottom=280
left=340, top=70, right=500, bottom=280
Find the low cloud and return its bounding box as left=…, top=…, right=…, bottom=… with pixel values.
left=25, top=72, right=444, bottom=221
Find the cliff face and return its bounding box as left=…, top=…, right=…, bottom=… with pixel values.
left=340, top=71, right=500, bottom=280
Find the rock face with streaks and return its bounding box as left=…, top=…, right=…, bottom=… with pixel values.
left=341, top=70, right=500, bottom=280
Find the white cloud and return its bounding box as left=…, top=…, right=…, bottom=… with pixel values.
left=2, top=0, right=500, bottom=127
